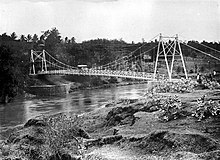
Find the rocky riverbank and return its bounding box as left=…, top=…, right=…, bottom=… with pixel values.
left=1, top=88, right=220, bottom=160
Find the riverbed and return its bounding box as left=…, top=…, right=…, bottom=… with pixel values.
left=0, top=83, right=148, bottom=132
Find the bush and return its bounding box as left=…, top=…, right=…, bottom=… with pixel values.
left=201, top=79, right=220, bottom=90
left=145, top=93, right=185, bottom=122
left=4, top=114, right=85, bottom=160
left=155, top=78, right=197, bottom=93
left=158, top=95, right=183, bottom=122
left=192, top=96, right=220, bottom=121
left=42, top=114, right=85, bottom=158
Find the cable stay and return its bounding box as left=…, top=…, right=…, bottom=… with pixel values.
left=195, top=42, right=220, bottom=54
left=181, top=43, right=220, bottom=62
left=98, top=34, right=160, bottom=69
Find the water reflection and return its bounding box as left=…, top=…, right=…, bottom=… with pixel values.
left=0, top=83, right=148, bottom=131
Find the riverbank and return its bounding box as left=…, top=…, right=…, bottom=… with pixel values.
left=1, top=87, right=220, bottom=159
left=69, top=80, right=148, bottom=92
left=26, top=74, right=147, bottom=97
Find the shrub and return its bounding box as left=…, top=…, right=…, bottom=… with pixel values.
left=5, top=114, right=85, bottom=160
left=201, top=79, right=220, bottom=90
left=192, top=96, right=220, bottom=121
left=158, top=95, right=183, bottom=122
left=42, top=114, right=85, bottom=158
left=155, top=78, right=197, bottom=93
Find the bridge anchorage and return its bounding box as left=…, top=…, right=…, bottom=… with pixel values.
left=29, top=33, right=220, bottom=82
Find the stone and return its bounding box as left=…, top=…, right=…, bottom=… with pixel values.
left=68, top=127, right=91, bottom=139
left=48, top=152, right=81, bottom=160
left=24, top=118, right=46, bottom=128
left=105, top=106, right=138, bottom=126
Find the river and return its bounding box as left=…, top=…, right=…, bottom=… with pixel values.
left=0, top=83, right=148, bottom=133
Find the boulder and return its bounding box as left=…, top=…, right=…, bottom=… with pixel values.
left=68, top=127, right=91, bottom=139
left=84, top=135, right=123, bottom=147
left=24, top=118, right=47, bottom=128
left=106, top=106, right=138, bottom=126
left=49, top=152, right=82, bottom=160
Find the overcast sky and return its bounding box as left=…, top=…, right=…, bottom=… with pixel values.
left=0, top=0, right=219, bottom=42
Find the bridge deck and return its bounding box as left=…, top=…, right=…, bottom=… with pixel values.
left=35, top=69, right=165, bottom=80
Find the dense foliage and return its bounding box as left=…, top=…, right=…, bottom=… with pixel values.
left=146, top=93, right=220, bottom=122
left=0, top=45, right=29, bottom=103
left=201, top=77, right=220, bottom=90
left=154, top=78, right=198, bottom=93
left=4, top=114, right=85, bottom=160
left=158, top=95, right=183, bottom=121
left=192, top=96, right=220, bottom=121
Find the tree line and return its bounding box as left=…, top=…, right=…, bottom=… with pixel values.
left=0, top=27, right=219, bottom=103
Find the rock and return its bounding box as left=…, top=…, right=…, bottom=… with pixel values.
left=49, top=152, right=81, bottom=160
left=24, top=118, right=47, bottom=128
left=148, top=106, right=159, bottom=112
left=7, top=131, right=21, bottom=143
left=1, top=144, right=10, bottom=156
left=13, top=158, right=23, bottom=160
left=69, top=127, right=91, bottom=139
left=84, top=135, right=123, bottom=147
left=78, top=128, right=91, bottom=139
left=106, top=106, right=138, bottom=126
left=7, top=126, right=46, bottom=145
left=198, top=150, right=220, bottom=159
left=19, top=134, right=45, bottom=144
left=100, top=135, right=123, bottom=145
left=120, top=115, right=136, bottom=126
left=140, top=105, right=159, bottom=112
left=105, top=103, right=114, bottom=108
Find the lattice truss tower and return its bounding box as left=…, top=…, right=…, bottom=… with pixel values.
left=30, top=50, right=47, bottom=75
left=153, top=34, right=188, bottom=81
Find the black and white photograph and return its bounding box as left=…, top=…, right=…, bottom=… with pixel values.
left=0, top=0, right=220, bottom=159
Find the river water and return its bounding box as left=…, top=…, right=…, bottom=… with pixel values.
left=0, top=83, right=148, bottom=132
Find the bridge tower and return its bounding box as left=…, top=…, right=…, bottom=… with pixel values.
left=153, top=33, right=188, bottom=81
left=30, top=50, right=47, bottom=75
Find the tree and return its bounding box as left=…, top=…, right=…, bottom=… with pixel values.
left=10, top=32, right=17, bottom=40
left=0, top=45, right=23, bottom=103
left=71, top=37, right=76, bottom=43
left=43, top=28, right=62, bottom=53
left=64, top=37, right=68, bottom=43
left=27, top=34, right=32, bottom=42
left=32, top=34, right=38, bottom=43
left=20, top=35, right=27, bottom=42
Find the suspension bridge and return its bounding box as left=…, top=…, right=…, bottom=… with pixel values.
left=30, top=34, right=220, bottom=81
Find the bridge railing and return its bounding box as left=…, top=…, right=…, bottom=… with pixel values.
left=37, top=68, right=158, bottom=80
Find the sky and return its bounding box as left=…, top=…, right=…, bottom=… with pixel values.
left=0, top=0, right=219, bottom=43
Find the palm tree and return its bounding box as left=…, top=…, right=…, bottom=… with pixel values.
left=10, top=32, right=17, bottom=40
left=27, top=34, right=32, bottom=42
left=20, top=35, right=27, bottom=42
left=32, top=34, right=38, bottom=43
